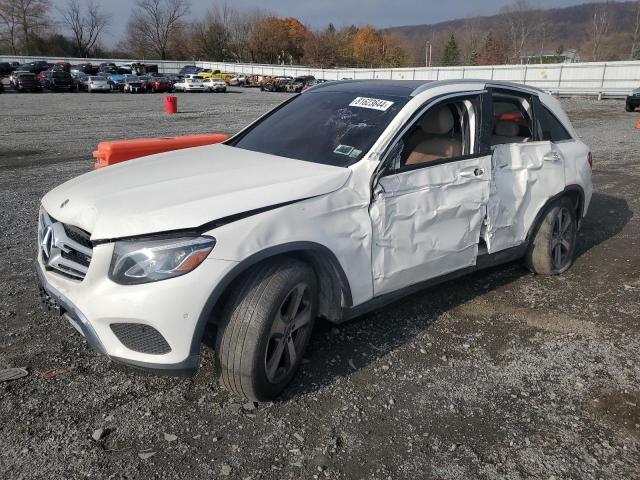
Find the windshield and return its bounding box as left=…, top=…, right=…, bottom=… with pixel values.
left=230, top=91, right=408, bottom=167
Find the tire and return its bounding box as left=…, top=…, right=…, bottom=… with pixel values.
left=216, top=259, right=318, bottom=401
left=526, top=197, right=577, bottom=275
left=625, top=104, right=634, bottom=112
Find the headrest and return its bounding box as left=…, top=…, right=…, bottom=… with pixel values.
left=420, top=106, right=454, bottom=135
left=495, top=120, right=520, bottom=137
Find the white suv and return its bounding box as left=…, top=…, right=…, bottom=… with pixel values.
left=37, top=80, right=592, bottom=401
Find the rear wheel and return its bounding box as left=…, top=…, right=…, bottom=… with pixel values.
left=216, top=259, right=318, bottom=401
left=625, top=103, right=634, bottom=112
left=526, top=197, right=577, bottom=275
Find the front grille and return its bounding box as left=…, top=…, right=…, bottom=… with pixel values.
left=110, top=323, right=172, bottom=355
left=38, top=210, right=93, bottom=280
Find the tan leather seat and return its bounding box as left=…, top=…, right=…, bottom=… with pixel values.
left=405, top=107, right=462, bottom=166
left=491, top=120, right=530, bottom=145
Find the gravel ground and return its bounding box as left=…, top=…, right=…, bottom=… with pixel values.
left=0, top=89, right=638, bottom=480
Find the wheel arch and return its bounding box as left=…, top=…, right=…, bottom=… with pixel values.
left=187, top=241, right=353, bottom=359
left=525, top=184, right=585, bottom=244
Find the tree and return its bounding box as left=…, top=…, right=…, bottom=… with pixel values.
left=352, top=26, right=384, bottom=67
left=630, top=1, right=640, bottom=59
left=440, top=33, right=460, bottom=66
left=590, top=2, right=610, bottom=61
left=502, top=0, right=534, bottom=62
left=477, top=32, right=509, bottom=65
left=60, top=0, right=109, bottom=57
left=0, top=0, right=49, bottom=55
left=127, top=0, right=189, bottom=60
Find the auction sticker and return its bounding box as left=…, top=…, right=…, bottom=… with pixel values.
left=349, top=97, right=394, bottom=111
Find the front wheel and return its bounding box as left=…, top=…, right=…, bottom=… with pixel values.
left=216, top=260, right=318, bottom=401
left=526, top=197, right=577, bottom=275
left=625, top=103, right=634, bottom=112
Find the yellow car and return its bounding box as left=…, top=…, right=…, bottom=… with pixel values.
left=198, top=69, right=217, bottom=79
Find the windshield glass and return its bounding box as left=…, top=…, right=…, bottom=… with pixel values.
left=230, top=91, right=408, bottom=167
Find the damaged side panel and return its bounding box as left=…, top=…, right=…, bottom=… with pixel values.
left=484, top=142, right=566, bottom=253
left=370, top=156, right=491, bottom=296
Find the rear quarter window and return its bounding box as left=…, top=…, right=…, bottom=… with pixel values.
left=537, top=105, right=572, bottom=142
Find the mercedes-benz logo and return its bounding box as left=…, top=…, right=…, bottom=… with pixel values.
left=40, top=225, right=54, bottom=262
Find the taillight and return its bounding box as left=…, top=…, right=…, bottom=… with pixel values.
left=587, top=152, right=593, bottom=169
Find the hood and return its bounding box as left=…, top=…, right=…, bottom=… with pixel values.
left=42, top=144, right=351, bottom=240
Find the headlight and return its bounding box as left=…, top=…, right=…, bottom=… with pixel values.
left=109, top=236, right=216, bottom=285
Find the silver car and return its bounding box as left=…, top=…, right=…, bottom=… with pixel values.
left=86, top=76, right=110, bottom=93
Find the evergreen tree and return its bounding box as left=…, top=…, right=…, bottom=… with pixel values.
left=440, top=34, right=460, bottom=66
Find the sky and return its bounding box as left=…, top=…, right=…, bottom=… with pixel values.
left=49, top=0, right=595, bottom=46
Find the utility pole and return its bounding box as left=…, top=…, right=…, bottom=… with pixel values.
left=425, top=41, right=432, bottom=67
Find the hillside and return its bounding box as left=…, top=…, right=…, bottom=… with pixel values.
left=386, top=1, right=640, bottom=65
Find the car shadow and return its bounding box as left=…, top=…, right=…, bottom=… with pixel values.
left=283, top=192, right=632, bottom=399
left=574, top=192, right=633, bottom=258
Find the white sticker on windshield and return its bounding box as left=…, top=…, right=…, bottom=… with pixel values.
left=349, top=97, right=394, bottom=111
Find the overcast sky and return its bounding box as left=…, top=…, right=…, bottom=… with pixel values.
left=49, top=0, right=594, bottom=46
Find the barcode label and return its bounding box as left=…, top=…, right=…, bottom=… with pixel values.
left=349, top=97, right=394, bottom=111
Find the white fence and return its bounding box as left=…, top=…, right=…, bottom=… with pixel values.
left=3, top=55, right=639, bottom=98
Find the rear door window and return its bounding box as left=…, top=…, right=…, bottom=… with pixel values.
left=536, top=105, right=572, bottom=142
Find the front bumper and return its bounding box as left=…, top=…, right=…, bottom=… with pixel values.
left=36, top=245, right=238, bottom=376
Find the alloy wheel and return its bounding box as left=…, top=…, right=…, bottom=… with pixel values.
left=551, top=206, right=574, bottom=271
left=264, top=283, right=312, bottom=384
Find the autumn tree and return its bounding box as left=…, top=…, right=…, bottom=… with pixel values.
left=352, top=26, right=384, bottom=67
left=60, top=0, right=109, bottom=57
left=440, top=34, right=460, bottom=66
left=303, top=23, right=338, bottom=67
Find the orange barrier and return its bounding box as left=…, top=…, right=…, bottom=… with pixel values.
left=93, top=133, right=229, bottom=169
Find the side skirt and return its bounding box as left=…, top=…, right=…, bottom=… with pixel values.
left=339, top=244, right=527, bottom=322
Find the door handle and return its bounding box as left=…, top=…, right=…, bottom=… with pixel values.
left=459, top=168, right=484, bottom=178
left=543, top=151, right=561, bottom=162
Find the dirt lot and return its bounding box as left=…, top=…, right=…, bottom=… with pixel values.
left=0, top=89, right=638, bottom=480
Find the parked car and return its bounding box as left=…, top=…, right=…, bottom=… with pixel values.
left=19, top=60, right=50, bottom=74
left=261, top=75, right=293, bottom=92
left=51, top=62, right=71, bottom=73
left=11, top=72, right=41, bottom=92
left=0, top=81, right=3, bottom=93
left=119, top=64, right=133, bottom=74
left=149, top=77, right=174, bottom=93
left=625, top=87, right=640, bottom=111
left=178, top=65, right=201, bottom=77
left=85, top=75, right=110, bottom=93
left=35, top=79, right=592, bottom=401
left=9, top=70, right=30, bottom=87
left=228, top=74, right=248, bottom=86
left=123, top=76, right=145, bottom=93
left=286, top=75, right=315, bottom=93
left=99, top=63, right=119, bottom=75
left=0, top=62, right=13, bottom=76
left=302, top=78, right=329, bottom=91
left=72, top=71, right=88, bottom=90
left=173, top=76, right=206, bottom=92
left=243, top=75, right=264, bottom=88
left=107, top=73, right=127, bottom=91
left=131, top=63, right=159, bottom=76
left=203, top=77, right=227, bottom=92
left=72, top=63, right=98, bottom=75
left=42, top=70, right=75, bottom=91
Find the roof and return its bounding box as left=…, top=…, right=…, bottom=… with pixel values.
left=310, top=80, right=429, bottom=97
left=311, top=79, right=544, bottom=98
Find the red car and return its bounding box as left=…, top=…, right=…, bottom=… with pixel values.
left=150, top=77, right=174, bottom=93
